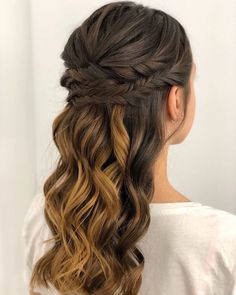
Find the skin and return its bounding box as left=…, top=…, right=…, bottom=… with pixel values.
left=151, top=62, right=197, bottom=203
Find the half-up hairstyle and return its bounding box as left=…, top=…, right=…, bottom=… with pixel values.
left=30, top=1, right=193, bottom=294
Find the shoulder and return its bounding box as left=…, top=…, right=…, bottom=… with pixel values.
left=195, top=205, right=236, bottom=274
left=21, top=192, right=47, bottom=287
left=21, top=192, right=47, bottom=257
left=197, top=204, right=236, bottom=238
left=210, top=206, right=236, bottom=273
left=170, top=204, right=236, bottom=290
left=21, top=192, right=54, bottom=269
left=21, top=192, right=58, bottom=293
left=184, top=203, right=236, bottom=230
left=160, top=204, right=236, bottom=265
left=22, top=192, right=45, bottom=239
left=191, top=204, right=236, bottom=241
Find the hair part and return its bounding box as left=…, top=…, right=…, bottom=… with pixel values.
left=30, top=1, right=192, bottom=294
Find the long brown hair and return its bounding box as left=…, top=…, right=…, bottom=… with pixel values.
left=30, top=1, right=193, bottom=294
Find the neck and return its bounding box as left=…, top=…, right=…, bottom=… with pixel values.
left=151, top=144, right=191, bottom=203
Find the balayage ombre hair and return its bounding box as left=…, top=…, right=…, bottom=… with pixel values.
left=30, top=1, right=193, bottom=294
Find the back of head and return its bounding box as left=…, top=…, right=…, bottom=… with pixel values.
left=30, top=1, right=193, bottom=294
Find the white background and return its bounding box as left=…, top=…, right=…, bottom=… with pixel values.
left=0, top=0, right=236, bottom=294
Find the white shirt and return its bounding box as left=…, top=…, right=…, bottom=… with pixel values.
left=21, top=192, right=236, bottom=294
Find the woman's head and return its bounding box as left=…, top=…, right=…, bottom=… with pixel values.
left=30, top=1, right=193, bottom=294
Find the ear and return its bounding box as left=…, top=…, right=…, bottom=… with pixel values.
left=166, top=85, right=183, bottom=121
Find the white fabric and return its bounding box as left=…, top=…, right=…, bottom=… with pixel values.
left=21, top=192, right=236, bottom=294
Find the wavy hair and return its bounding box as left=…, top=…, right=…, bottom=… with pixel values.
left=29, top=1, right=193, bottom=294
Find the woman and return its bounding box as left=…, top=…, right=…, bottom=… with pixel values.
left=21, top=1, right=236, bottom=294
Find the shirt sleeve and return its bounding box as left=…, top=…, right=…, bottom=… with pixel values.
left=218, top=211, right=236, bottom=294
left=21, top=192, right=46, bottom=290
